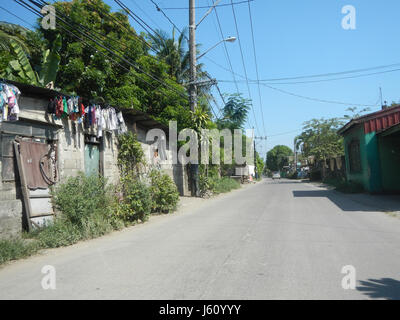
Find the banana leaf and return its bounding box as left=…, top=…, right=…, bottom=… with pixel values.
left=39, top=34, right=61, bottom=87
left=9, top=39, right=38, bottom=85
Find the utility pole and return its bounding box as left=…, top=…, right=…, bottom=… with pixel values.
left=254, top=138, right=258, bottom=180
left=253, top=135, right=267, bottom=179
left=189, top=0, right=199, bottom=196
left=189, top=0, right=197, bottom=112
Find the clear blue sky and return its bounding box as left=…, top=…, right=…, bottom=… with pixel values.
left=1, top=0, right=400, bottom=158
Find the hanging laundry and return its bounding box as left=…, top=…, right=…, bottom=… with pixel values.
left=67, top=97, right=74, bottom=114
left=55, top=96, right=64, bottom=119
left=62, top=96, right=68, bottom=118
left=97, top=108, right=106, bottom=138
left=109, top=107, right=118, bottom=131
left=117, top=111, right=127, bottom=135
left=0, top=82, right=21, bottom=122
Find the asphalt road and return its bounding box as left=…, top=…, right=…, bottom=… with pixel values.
left=1, top=179, right=400, bottom=300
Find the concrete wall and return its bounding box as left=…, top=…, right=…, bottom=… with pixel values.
left=0, top=200, right=23, bottom=239
left=1, top=93, right=191, bottom=237
left=127, top=123, right=190, bottom=196
left=0, top=95, right=121, bottom=238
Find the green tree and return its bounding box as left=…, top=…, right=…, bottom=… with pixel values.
left=294, top=118, right=344, bottom=161
left=266, top=145, right=293, bottom=172
left=35, top=0, right=192, bottom=122
left=217, top=93, right=250, bottom=130
left=255, top=152, right=265, bottom=179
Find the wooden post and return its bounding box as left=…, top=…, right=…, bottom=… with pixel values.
left=13, top=141, right=33, bottom=231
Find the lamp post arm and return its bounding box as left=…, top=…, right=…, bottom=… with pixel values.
left=196, top=0, right=222, bottom=29
left=197, top=40, right=224, bottom=60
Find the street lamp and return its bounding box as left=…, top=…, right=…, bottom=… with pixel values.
left=189, top=0, right=235, bottom=197
left=197, top=37, right=237, bottom=60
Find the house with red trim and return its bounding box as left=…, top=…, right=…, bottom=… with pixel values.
left=338, top=105, right=400, bottom=193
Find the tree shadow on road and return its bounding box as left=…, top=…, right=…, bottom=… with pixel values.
left=357, top=278, right=400, bottom=300
left=292, top=190, right=400, bottom=212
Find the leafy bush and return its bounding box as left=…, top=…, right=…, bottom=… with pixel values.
left=36, top=174, right=125, bottom=248
left=199, top=174, right=215, bottom=197
left=118, top=174, right=152, bottom=221
left=118, top=132, right=145, bottom=177
left=50, top=173, right=113, bottom=227
left=149, top=170, right=180, bottom=213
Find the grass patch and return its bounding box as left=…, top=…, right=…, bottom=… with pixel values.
left=212, top=177, right=241, bottom=194
left=0, top=238, right=39, bottom=265
left=1, top=171, right=181, bottom=266
left=385, top=211, right=400, bottom=218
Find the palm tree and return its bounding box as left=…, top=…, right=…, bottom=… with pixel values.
left=217, top=93, right=251, bottom=130
left=147, top=28, right=208, bottom=84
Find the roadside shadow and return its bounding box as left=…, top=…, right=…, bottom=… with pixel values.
left=292, top=190, right=400, bottom=212
left=357, top=278, right=400, bottom=300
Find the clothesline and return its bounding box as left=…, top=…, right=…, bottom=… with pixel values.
left=48, top=95, right=128, bottom=137
left=0, top=80, right=128, bottom=138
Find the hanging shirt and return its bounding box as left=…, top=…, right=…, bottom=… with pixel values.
left=62, top=96, right=68, bottom=118
left=117, top=111, right=127, bottom=134
left=67, top=98, right=74, bottom=114
left=109, top=108, right=118, bottom=131
left=55, top=96, right=63, bottom=119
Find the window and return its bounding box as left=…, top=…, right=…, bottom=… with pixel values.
left=1, top=134, right=16, bottom=182
left=348, top=139, right=362, bottom=173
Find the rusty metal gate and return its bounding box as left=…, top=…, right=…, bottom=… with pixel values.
left=13, top=138, right=57, bottom=230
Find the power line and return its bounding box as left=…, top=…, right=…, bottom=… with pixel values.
left=148, top=0, right=227, bottom=115
left=258, top=82, right=379, bottom=107
left=217, top=67, right=400, bottom=85
left=87, top=0, right=159, bottom=54
left=162, top=0, right=255, bottom=10
left=247, top=0, right=267, bottom=139
left=230, top=0, right=261, bottom=136
left=128, top=0, right=163, bottom=30
left=149, top=0, right=187, bottom=40
left=17, top=0, right=189, bottom=101
left=0, top=5, right=38, bottom=29
left=114, top=0, right=163, bottom=40
left=210, top=0, right=240, bottom=94
left=258, top=62, right=400, bottom=82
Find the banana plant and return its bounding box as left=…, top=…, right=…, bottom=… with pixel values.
left=1, top=34, right=62, bottom=87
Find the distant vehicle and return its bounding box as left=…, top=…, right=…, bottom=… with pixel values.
left=272, top=172, right=281, bottom=180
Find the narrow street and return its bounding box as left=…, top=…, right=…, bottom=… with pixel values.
left=1, top=179, right=400, bottom=300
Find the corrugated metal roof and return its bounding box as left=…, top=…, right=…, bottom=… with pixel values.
left=364, top=109, right=400, bottom=134
left=338, top=105, right=400, bottom=135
